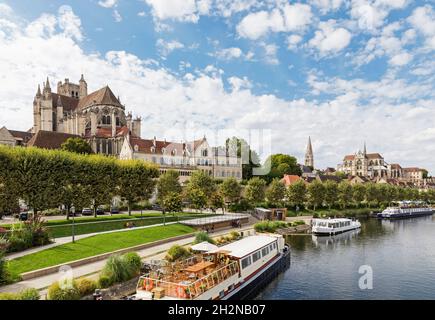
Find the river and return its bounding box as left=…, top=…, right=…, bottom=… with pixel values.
left=255, top=215, right=435, bottom=299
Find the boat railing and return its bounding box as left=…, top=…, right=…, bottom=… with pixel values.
left=138, top=261, right=240, bottom=299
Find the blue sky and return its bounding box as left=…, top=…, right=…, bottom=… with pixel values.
left=0, top=0, right=434, bottom=172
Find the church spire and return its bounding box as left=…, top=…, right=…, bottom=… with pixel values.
left=363, top=141, right=367, bottom=156
left=45, top=77, right=51, bottom=90
left=36, top=84, right=41, bottom=97
left=304, top=136, right=314, bottom=169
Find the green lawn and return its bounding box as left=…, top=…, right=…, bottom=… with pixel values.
left=8, top=224, right=195, bottom=277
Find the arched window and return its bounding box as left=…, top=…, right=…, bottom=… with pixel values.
left=116, top=117, right=120, bottom=126
left=101, top=115, right=111, bottom=125
left=108, top=140, right=113, bottom=154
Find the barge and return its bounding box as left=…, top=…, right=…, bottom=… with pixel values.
left=377, top=201, right=433, bottom=219
left=131, top=234, right=290, bottom=300
left=311, top=218, right=361, bottom=235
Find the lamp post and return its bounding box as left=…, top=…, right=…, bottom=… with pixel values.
left=71, top=206, right=76, bottom=243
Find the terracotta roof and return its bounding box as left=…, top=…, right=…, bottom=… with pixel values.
left=77, top=86, right=122, bottom=110
left=91, top=126, right=130, bottom=138
left=366, top=153, right=383, bottom=159
left=27, top=130, right=81, bottom=150
left=390, top=163, right=402, bottom=169
left=130, top=137, right=187, bottom=155
left=281, top=174, right=302, bottom=186
left=344, top=155, right=355, bottom=161
left=8, top=130, right=33, bottom=142
left=403, top=167, right=422, bottom=172
left=51, top=93, right=79, bottom=112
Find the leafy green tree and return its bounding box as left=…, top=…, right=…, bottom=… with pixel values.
left=61, top=138, right=93, bottom=155
left=324, top=181, right=338, bottom=209
left=365, top=183, right=379, bottom=207
left=219, top=177, right=241, bottom=207
left=186, top=187, right=207, bottom=212
left=307, top=180, right=325, bottom=210
left=245, top=177, right=266, bottom=204
left=352, top=184, right=366, bottom=206
left=262, top=154, right=302, bottom=183
left=337, top=181, right=352, bottom=209
left=162, top=192, right=183, bottom=215
left=186, top=171, right=216, bottom=198
left=287, top=180, right=306, bottom=208
left=116, top=160, right=159, bottom=216
left=208, top=191, right=225, bottom=213
left=265, top=179, right=286, bottom=205
left=157, top=170, right=182, bottom=204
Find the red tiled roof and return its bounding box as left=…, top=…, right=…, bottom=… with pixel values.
left=27, top=130, right=81, bottom=150
left=93, top=126, right=130, bottom=138
left=344, top=153, right=383, bottom=161
left=390, top=163, right=402, bottom=169
left=52, top=93, right=79, bottom=112
left=403, top=167, right=421, bottom=172
left=344, top=155, right=355, bottom=161
left=130, top=137, right=187, bottom=155
left=281, top=174, right=302, bottom=186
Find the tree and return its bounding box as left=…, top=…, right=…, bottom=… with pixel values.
left=208, top=191, right=225, bottom=213
left=352, top=184, right=366, bottom=206
left=157, top=170, right=182, bottom=204
left=287, top=180, right=306, bottom=208
left=262, top=154, right=302, bottom=183
left=324, top=181, right=338, bottom=209
left=162, top=192, right=183, bottom=215
left=265, top=179, right=286, bottom=205
left=307, top=181, right=325, bottom=210
left=61, top=138, right=93, bottom=155
left=337, top=181, right=352, bottom=209
left=116, top=160, right=159, bottom=216
left=365, top=183, right=379, bottom=207
left=186, top=187, right=207, bottom=212
left=186, top=171, right=216, bottom=198
left=219, top=177, right=241, bottom=207
left=245, top=177, right=266, bottom=204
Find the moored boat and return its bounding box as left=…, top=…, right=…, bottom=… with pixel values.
left=311, top=218, right=361, bottom=235
left=131, top=234, right=290, bottom=300
left=377, top=201, right=433, bottom=219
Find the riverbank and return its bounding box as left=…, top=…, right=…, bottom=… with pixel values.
left=287, top=207, right=381, bottom=218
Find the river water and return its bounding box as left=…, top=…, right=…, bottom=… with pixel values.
left=255, top=215, right=435, bottom=299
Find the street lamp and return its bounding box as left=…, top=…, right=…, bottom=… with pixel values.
left=71, top=206, right=76, bottom=243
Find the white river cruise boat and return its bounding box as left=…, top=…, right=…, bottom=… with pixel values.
left=131, top=234, right=290, bottom=300
left=311, top=218, right=361, bottom=235
left=377, top=201, right=433, bottom=219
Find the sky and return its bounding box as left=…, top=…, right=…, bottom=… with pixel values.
left=0, top=0, right=434, bottom=173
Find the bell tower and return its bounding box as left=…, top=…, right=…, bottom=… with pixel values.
left=304, top=136, right=314, bottom=169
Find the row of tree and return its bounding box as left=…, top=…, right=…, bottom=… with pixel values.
left=0, top=145, right=159, bottom=218
left=156, top=170, right=435, bottom=213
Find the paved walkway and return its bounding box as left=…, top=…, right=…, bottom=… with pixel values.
left=5, top=221, right=179, bottom=260
left=0, top=225, right=256, bottom=297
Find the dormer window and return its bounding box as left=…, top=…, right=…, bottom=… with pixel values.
left=202, top=149, right=208, bottom=157
left=151, top=146, right=155, bottom=153
left=134, top=145, right=139, bottom=152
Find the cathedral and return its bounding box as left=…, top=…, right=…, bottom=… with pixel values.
left=32, top=75, right=141, bottom=155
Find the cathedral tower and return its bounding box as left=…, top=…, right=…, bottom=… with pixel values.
left=304, top=136, right=314, bottom=169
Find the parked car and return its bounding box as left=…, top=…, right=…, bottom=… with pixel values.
left=96, top=206, right=105, bottom=215
left=110, top=207, right=120, bottom=214
left=19, top=212, right=29, bottom=221
left=151, top=204, right=163, bottom=211
left=82, top=208, right=93, bottom=216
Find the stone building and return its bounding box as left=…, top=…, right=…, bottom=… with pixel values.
left=0, top=127, right=33, bottom=147
left=119, top=135, right=242, bottom=183
left=32, top=75, right=140, bottom=156
left=304, top=136, right=314, bottom=168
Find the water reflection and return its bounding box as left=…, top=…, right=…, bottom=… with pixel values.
left=311, top=228, right=360, bottom=248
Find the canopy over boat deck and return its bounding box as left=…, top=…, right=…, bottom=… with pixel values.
left=180, top=213, right=249, bottom=230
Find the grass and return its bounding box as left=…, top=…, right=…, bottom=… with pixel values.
left=7, top=224, right=195, bottom=278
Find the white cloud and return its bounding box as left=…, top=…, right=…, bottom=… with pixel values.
left=308, top=20, right=352, bottom=55
left=236, top=3, right=312, bottom=40
left=98, top=0, right=118, bottom=8
left=1, top=5, right=435, bottom=173
left=113, top=9, right=122, bottom=22
left=156, top=38, right=185, bottom=56
left=144, top=0, right=201, bottom=23
left=261, top=43, right=279, bottom=65
left=138, top=11, right=146, bottom=17
left=310, top=0, right=344, bottom=14
left=213, top=47, right=253, bottom=61
left=408, top=5, right=435, bottom=50
left=389, top=52, right=412, bottom=66
left=287, top=34, right=302, bottom=50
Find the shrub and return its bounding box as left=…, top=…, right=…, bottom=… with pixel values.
left=194, top=231, right=216, bottom=244
left=165, top=245, right=190, bottom=262
left=18, top=288, right=40, bottom=300
left=0, top=292, right=18, bottom=300
left=229, top=231, right=240, bottom=240
left=123, top=252, right=142, bottom=276
left=254, top=220, right=287, bottom=233
left=98, top=275, right=114, bottom=288
left=76, top=278, right=97, bottom=297
left=100, top=255, right=133, bottom=284
left=0, top=250, right=10, bottom=285
left=47, top=280, right=81, bottom=300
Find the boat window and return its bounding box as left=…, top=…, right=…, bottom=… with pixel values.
left=219, top=291, right=225, bottom=299
left=262, top=246, right=269, bottom=257
left=273, top=242, right=276, bottom=249
left=252, top=251, right=261, bottom=263
left=269, top=244, right=273, bottom=251
left=241, top=256, right=252, bottom=269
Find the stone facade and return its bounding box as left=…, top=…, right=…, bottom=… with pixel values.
left=32, top=75, right=140, bottom=156
left=119, top=136, right=242, bottom=183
